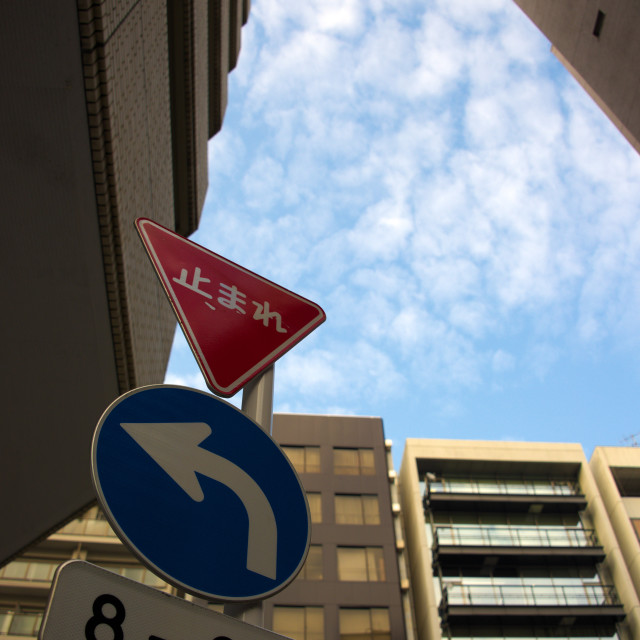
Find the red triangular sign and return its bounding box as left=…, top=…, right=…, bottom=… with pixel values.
left=136, top=218, right=326, bottom=397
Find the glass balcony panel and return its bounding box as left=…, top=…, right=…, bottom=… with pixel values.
left=448, top=479, right=475, bottom=493
left=475, top=479, right=500, bottom=494
left=487, top=527, right=515, bottom=546
left=442, top=583, right=616, bottom=608
left=444, top=584, right=463, bottom=605
left=502, top=480, right=530, bottom=494
left=429, top=476, right=579, bottom=497
left=435, top=525, right=594, bottom=549
left=471, top=586, right=499, bottom=606
left=499, top=585, right=530, bottom=606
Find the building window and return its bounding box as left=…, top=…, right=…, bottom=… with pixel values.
left=335, top=495, right=380, bottom=525
left=307, top=492, right=322, bottom=523
left=339, top=608, right=390, bottom=640
left=297, top=545, right=323, bottom=580
left=282, top=446, right=321, bottom=474
left=333, top=448, right=375, bottom=475
left=593, top=9, right=606, bottom=37
left=337, top=547, right=386, bottom=582
left=272, top=606, right=324, bottom=640
left=0, top=610, right=43, bottom=637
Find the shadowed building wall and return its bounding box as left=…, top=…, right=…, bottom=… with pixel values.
left=513, top=0, right=640, bottom=154
left=0, top=0, right=249, bottom=568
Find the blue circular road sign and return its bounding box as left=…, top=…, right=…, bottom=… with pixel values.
left=91, top=385, right=310, bottom=602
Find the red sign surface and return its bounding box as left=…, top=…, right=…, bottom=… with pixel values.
left=136, top=218, right=326, bottom=397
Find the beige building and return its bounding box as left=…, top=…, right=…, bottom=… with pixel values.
left=399, top=439, right=637, bottom=640
left=513, top=1, right=640, bottom=154
left=591, top=447, right=640, bottom=626
left=0, top=414, right=414, bottom=640
left=0, top=0, right=249, bottom=568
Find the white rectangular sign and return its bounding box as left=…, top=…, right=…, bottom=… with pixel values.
left=39, top=561, right=287, bottom=640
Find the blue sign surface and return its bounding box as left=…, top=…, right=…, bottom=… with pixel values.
left=91, top=385, right=310, bottom=602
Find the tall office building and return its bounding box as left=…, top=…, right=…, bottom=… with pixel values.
left=513, top=1, right=640, bottom=154
left=399, top=439, right=637, bottom=640
left=0, top=0, right=250, bottom=568
left=0, top=414, right=413, bottom=640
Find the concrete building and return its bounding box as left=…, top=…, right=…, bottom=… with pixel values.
left=269, top=414, right=413, bottom=640
left=399, top=439, right=637, bottom=640
left=0, top=414, right=413, bottom=640
left=513, top=1, right=640, bottom=154
left=0, top=0, right=249, bottom=568
left=591, top=447, right=640, bottom=629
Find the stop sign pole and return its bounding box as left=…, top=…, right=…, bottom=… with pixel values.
left=224, top=364, right=275, bottom=625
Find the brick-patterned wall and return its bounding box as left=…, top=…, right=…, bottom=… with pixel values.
left=78, top=0, right=178, bottom=390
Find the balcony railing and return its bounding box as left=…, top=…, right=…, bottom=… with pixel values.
left=427, top=476, right=579, bottom=497
left=441, top=583, right=620, bottom=608
left=434, top=524, right=599, bottom=548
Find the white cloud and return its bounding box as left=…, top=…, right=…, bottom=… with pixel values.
left=164, top=370, right=209, bottom=392
left=276, top=340, right=406, bottom=403
left=193, top=0, right=640, bottom=418
left=348, top=198, right=413, bottom=263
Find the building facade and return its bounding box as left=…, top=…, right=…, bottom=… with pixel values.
left=513, top=0, right=640, bottom=154
left=269, top=414, right=413, bottom=640
left=399, top=440, right=638, bottom=640
left=591, top=446, right=640, bottom=628
left=0, top=413, right=413, bottom=640
left=0, top=0, right=249, bottom=569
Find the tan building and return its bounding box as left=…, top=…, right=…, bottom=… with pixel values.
left=591, top=447, right=640, bottom=629
left=513, top=1, right=640, bottom=154
left=399, top=439, right=637, bottom=640
left=0, top=414, right=414, bottom=640
left=0, top=0, right=249, bottom=568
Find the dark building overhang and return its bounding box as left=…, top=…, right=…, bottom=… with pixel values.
left=440, top=603, right=625, bottom=629
left=433, top=544, right=606, bottom=571
left=425, top=491, right=588, bottom=514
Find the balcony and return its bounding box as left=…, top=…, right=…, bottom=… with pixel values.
left=439, top=583, right=625, bottom=628
left=424, top=476, right=587, bottom=513
left=433, top=524, right=605, bottom=568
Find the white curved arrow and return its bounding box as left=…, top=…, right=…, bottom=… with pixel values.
left=120, top=421, right=277, bottom=580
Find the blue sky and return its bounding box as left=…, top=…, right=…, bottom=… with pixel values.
left=166, top=0, right=640, bottom=468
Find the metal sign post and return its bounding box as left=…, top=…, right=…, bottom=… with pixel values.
left=225, top=365, right=275, bottom=625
